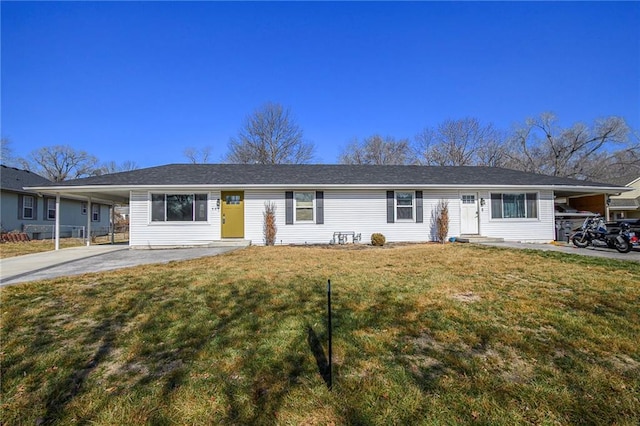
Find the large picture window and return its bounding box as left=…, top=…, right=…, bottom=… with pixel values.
left=151, top=193, right=208, bottom=222
left=295, top=192, right=314, bottom=222
left=491, top=193, right=538, bottom=219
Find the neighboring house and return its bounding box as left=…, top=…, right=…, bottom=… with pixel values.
left=0, top=165, right=111, bottom=239
left=608, top=176, right=640, bottom=220
left=25, top=164, right=629, bottom=247
left=565, top=175, right=640, bottom=222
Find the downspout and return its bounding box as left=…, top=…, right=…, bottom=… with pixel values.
left=55, top=193, right=61, bottom=250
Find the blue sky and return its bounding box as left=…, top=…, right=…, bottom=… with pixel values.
left=2, top=1, right=639, bottom=168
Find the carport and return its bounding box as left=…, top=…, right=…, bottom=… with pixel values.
left=26, top=187, right=129, bottom=251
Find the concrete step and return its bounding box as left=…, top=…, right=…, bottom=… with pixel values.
left=456, top=235, right=505, bottom=243
left=205, top=239, right=252, bottom=248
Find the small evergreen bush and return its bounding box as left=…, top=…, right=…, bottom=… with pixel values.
left=371, top=233, right=386, bottom=246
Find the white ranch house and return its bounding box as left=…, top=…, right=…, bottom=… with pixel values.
left=26, top=164, right=629, bottom=248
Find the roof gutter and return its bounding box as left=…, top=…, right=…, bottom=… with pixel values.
left=26, top=183, right=633, bottom=193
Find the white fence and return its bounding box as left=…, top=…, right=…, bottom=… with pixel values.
left=23, top=225, right=110, bottom=241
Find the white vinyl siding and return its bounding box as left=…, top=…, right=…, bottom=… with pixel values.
left=129, top=190, right=219, bottom=247
left=243, top=189, right=456, bottom=246
left=481, top=190, right=554, bottom=242
left=128, top=187, right=556, bottom=247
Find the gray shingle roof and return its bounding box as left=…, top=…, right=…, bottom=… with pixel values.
left=609, top=198, right=640, bottom=209
left=36, top=164, right=624, bottom=188
left=604, top=174, right=640, bottom=187
left=1, top=165, right=51, bottom=192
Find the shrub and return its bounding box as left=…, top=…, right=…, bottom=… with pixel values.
left=435, top=199, right=449, bottom=243
left=371, top=233, right=386, bottom=246
left=263, top=201, right=277, bottom=246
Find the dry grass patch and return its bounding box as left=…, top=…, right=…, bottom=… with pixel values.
left=1, top=244, right=639, bottom=425
left=0, top=234, right=129, bottom=258
left=0, top=239, right=84, bottom=258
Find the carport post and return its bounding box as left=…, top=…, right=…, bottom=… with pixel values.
left=86, top=197, right=92, bottom=246
left=55, top=193, right=60, bottom=251
left=110, top=204, right=115, bottom=244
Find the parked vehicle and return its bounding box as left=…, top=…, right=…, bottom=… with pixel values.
left=610, top=222, right=638, bottom=253
left=572, top=215, right=638, bottom=253
left=572, top=215, right=610, bottom=249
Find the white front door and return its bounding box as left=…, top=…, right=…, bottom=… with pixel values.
left=460, top=193, right=479, bottom=234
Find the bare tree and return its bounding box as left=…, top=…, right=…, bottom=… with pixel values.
left=505, top=113, right=634, bottom=181
left=226, top=103, right=314, bottom=164
left=96, top=160, right=140, bottom=175
left=339, top=135, right=414, bottom=165
left=183, top=146, right=213, bottom=164
left=415, top=118, right=505, bottom=166
left=1, top=138, right=17, bottom=167
left=19, top=145, right=99, bottom=182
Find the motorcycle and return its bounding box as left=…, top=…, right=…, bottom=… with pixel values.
left=571, top=215, right=637, bottom=253
left=611, top=222, right=638, bottom=254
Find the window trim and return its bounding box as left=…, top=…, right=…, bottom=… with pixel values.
left=395, top=191, right=415, bottom=222
left=91, top=204, right=101, bottom=222
left=490, top=192, right=539, bottom=220
left=22, top=195, right=35, bottom=220
left=294, top=191, right=315, bottom=223
left=150, top=193, right=209, bottom=223
left=46, top=198, right=56, bottom=221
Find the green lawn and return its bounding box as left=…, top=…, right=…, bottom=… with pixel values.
left=1, top=244, right=639, bottom=425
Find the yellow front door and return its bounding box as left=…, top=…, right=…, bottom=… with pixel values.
left=221, top=191, right=244, bottom=238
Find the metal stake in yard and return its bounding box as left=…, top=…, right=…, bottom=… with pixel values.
left=327, top=279, right=333, bottom=391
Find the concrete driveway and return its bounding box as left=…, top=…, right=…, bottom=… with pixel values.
left=0, top=244, right=246, bottom=286
left=479, top=241, right=640, bottom=262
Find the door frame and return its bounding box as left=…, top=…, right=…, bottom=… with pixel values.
left=460, top=192, right=480, bottom=234
left=221, top=191, right=245, bottom=238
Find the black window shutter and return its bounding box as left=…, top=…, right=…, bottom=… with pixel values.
left=285, top=191, right=294, bottom=224
left=316, top=191, right=324, bottom=224
left=387, top=191, right=395, bottom=223
left=416, top=191, right=423, bottom=223
left=18, top=195, right=24, bottom=219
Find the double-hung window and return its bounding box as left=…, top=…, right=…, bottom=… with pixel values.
left=47, top=199, right=56, bottom=220
left=151, top=193, right=208, bottom=222
left=22, top=195, right=35, bottom=219
left=387, top=191, right=423, bottom=223
left=491, top=193, right=538, bottom=219
left=92, top=204, right=100, bottom=222
left=295, top=192, right=314, bottom=222
left=285, top=191, right=323, bottom=225
left=396, top=191, right=414, bottom=220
